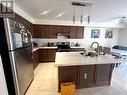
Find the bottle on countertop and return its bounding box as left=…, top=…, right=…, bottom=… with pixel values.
left=33, top=41, right=38, bottom=47
left=75, top=42, right=80, bottom=47
left=47, top=42, right=54, bottom=47
left=70, top=42, right=75, bottom=47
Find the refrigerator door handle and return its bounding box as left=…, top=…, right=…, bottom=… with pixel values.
left=9, top=52, right=20, bottom=95
left=27, top=30, right=33, bottom=43
left=27, top=30, right=33, bottom=58
left=4, top=18, right=14, bottom=51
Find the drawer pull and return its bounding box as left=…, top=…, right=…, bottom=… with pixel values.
left=84, top=73, right=87, bottom=80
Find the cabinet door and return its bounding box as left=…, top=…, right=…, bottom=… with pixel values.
left=47, top=49, right=56, bottom=61
left=76, top=27, right=84, bottom=39
left=58, top=66, right=78, bottom=91
left=41, top=25, right=49, bottom=38
left=33, top=25, right=42, bottom=38
left=57, top=26, right=70, bottom=33
left=95, top=64, right=114, bottom=85
left=78, top=65, right=95, bottom=88
left=33, top=25, right=49, bottom=38
left=48, top=25, right=58, bottom=38
left=70, top=26, right=77, bottom=38
left=32, top=50, right=39, bottom=68
left=39, top=49, right=48, bottom=62
left=39, top=49, right=56, bottom=62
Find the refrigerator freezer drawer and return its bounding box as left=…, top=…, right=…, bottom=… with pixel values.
left=9, top=47, right=34, bottom=95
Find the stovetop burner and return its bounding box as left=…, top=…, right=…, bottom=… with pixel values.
left=57, top=42, right=71, bottom=52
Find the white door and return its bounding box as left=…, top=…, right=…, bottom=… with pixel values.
left=0, top=55, right=8, bottom=95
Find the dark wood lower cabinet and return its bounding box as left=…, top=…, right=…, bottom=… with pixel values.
left=39, top=49, right=56, bottom=62
left=37, top=48, right=85, bottom=63
left=58, top=66, right=78, bottom=92
left=32, top=50, right=39, bottom=68
left=78, top=65, right=95, bottom=88
left=58, top=64, right=115, bottom=91
left=95, top=64, right=114, bottom=86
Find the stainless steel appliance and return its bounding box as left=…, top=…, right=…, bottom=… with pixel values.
left=0, top=18, right=34, bottom=95
left=57, top=33, right=70, bottom=38
left=57, top=42, right=71, bottom=52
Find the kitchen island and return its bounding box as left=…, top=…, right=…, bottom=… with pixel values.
left=55, top=52, right=127, bottom=91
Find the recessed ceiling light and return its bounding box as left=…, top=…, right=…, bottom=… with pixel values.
left=84, top=16, right=87, bottom=19
left=55, top=12, right=65, bottom=18
left=40, top=9, right=52, bottom=15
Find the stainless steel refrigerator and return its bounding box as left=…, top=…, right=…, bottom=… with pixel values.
left=0, top=18, right=34, bottom=95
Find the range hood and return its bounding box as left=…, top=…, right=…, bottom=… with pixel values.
left=57, top=32, right=70, bottom=38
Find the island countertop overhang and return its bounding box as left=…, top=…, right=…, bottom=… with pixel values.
left=55, top=52, right=127, bottom=66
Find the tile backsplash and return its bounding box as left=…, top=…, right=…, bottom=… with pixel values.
left=33, top=38, right=85, bottom=47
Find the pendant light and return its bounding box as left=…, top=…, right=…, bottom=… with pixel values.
left=87, top=4, right=91, bottom=24
left=73, top=5, right=76, bottom=24
left=72, top=2, right=93, bottom=24
left=80, top=6, right=83, bottom=24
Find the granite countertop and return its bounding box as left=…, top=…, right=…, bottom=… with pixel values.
left=32, top=46, right=85, bottom=52
left=55, top=52, right=127, bottom=66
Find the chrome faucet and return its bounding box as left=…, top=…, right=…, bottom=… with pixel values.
left=90, top=42, right=100, bottom=56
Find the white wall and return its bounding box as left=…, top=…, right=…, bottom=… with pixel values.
left=0, top=55, right=8, bottom=95
left=33, top=27, right=119, bottom=49
left=118, top=26, right=127, bottom=47
left=83, top=27, right=119, bottom=49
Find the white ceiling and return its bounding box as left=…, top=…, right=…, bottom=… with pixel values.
left=15, top=0, right=127, bottom=23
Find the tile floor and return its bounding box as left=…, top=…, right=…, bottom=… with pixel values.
left=25, top=63, right=127, bottom=95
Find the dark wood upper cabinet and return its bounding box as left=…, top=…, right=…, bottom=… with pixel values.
left=76, top=27, right=84, bottom=39
left=41, top=25, right=49, bottom=38
left=48, top=25, right=58, bottom=38
left=70, top=26, right=84, bottom=39
left=70, top=26, right=77, bottom=38
left=12, top=14, right=84, bottom=39
left=33, top=25, right=49, bottom=38
left=33, top=25, right=84, bottom=38
left=33, top=25, right=42, bottom=38
left=57, top=26, right=70, bottom=33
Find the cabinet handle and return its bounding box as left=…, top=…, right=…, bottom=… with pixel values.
left=84, top=73, right=87, bottom=80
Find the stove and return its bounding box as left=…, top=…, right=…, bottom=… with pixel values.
left=57, top=42, right=71, bottom=52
